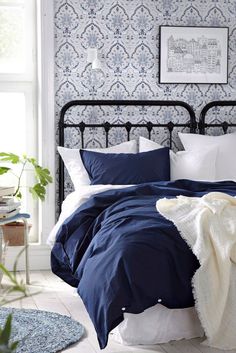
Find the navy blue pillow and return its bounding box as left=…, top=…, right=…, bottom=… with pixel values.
left=80, top=148, right=170, bottom=185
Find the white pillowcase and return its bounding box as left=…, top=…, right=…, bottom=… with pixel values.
left=179, top=132, right=236, bottom=180
left=139, top=136, right=217, bottom=181
left=58, top=140, right=137, bottom=189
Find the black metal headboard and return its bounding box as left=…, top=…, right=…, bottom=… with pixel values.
left=199, top=100, right=236, bottom=134
left=59, top=100, right=197, bottom=206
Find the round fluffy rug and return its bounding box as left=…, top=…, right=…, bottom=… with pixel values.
left=114, top=351, right=160, bottom=353
left=113, top=351, right=159, bottom=353
left=0, top=307, right=85, bottom=353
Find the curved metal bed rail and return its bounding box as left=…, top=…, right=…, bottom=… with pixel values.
left=199, top=100, right=236, bottom=134
left=58, top=99, right=197, bottom=207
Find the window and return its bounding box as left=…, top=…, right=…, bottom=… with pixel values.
left=0, top=0, right=38, bottom=242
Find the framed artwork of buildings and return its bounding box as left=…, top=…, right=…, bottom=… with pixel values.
left=159, top=26, right=228, bottom=84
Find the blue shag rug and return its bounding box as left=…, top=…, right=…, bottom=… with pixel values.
left=0, top=307, right=85, bottom=353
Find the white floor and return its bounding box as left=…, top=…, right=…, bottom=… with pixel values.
left=3, top=270, right=236, bottom=353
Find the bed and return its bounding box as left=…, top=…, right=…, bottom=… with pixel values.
left=49, top=99, right=236, bottom=349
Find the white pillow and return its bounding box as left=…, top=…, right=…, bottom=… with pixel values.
left=139, top=136, right=217, bottom=181
left=139, top=137, right=175, bottom=158
left=179, top=132, right=236, bottom=180
left=170, top=149, right=217, bottom=181
left=58, top=140, right=137, bottom=189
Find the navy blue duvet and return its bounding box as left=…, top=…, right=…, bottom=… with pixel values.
left=51, top=180, right=236, bottom=349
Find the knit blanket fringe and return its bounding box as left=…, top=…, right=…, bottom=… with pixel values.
left=156, top=192, right=236, bottom=350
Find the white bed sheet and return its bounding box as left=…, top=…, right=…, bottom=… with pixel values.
left=111, top=304, right=204, bottom=345
left=48, top=185, right=204, bottom=345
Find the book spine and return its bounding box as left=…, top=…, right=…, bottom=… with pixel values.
left=0, top=209, right=20, bottom=219
left=0, top=198, right=15, bottom=206
left=0, top=187, right=15, bottom=197
left=0, top=203, right=21, bottom=212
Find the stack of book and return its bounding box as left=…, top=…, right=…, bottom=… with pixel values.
left=0, top=187, right=21, bottom=219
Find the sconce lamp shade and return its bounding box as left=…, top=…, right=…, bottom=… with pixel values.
left=87, top=48, right=102, bottom=70
left=92, top=58, right=102, bottom=70
left=87, top=48, right=97, bottom=63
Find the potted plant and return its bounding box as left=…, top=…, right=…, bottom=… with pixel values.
left=0, top=153, right=53, bottom=245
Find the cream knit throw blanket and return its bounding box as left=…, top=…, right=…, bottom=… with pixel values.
left=156, top=192, right=236, bottom=350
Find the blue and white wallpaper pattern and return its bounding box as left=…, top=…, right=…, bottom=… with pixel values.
left=54, top=0, right=236, bottom=195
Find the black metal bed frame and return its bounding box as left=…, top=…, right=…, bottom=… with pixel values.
left=59, top=99, right=236, bottom=207
left=59, top=100, right=197, bottom=205
left=199, top=100, right=236, bottom=134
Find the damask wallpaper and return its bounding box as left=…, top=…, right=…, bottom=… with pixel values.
left=54, top=0, right=236, bottom=196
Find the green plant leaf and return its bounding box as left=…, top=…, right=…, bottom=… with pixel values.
left=26, top=157, right=37, bottom=166
left=0, top=249, right=28, bottom=308
left=0, top=152, right=52, bottom=203
left=0, top=315, right=12, bottom=345
left=0, top=334, right=18, bottom=352
left=10, top=341, right=18, bottom=350
left=0, top=153, right=20, bottom=164
left=29, top=184, right=46, bottom=201
left=8, top=285, right=26, bottom=294
left=34, top=166, right=53, bottom=186
left=0, top=344, right=14, bottom=353
left=0, top=247, right=37, bottom=353
left=15, top=191, right=22, bottom=200
left=0, top=167, right=10, bottom=175
left=0, top=264, right=15, bottom=283
left=0, top=252, right=27, bottom=296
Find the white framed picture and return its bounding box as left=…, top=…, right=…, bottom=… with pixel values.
left=159, top=26, right=228, bottom=84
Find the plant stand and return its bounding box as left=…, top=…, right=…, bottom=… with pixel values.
left=0, top=213, right=30, bottom=284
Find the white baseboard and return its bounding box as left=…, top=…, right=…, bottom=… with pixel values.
left=4, top=244, right=51, bottom=271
